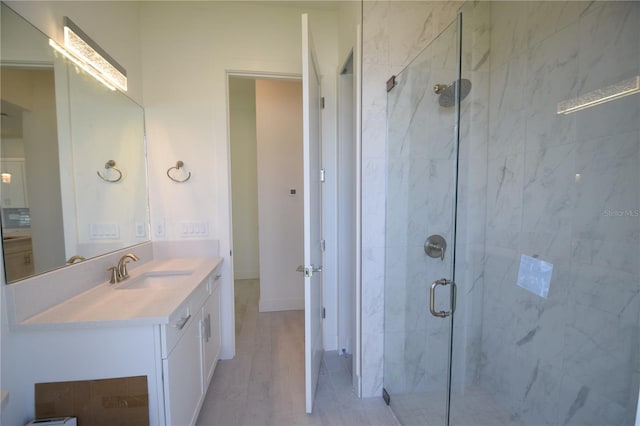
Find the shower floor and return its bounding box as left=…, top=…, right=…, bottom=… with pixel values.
left=390, top=386, right=522, bottom=426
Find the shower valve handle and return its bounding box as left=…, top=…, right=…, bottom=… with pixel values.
left=424, top=235, right=447, bottom=261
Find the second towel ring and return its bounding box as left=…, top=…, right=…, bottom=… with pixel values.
left=97, top=160, right=123, bottom=183
left=167, top=160, right=191, bottom=183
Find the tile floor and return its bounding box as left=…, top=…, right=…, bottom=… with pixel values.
left=196, top=279, right=399, bottom=426
left=390, top=388, right=521, bottom=426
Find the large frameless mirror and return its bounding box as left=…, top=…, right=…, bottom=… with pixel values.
left=0, top=3, right=150, bottom=283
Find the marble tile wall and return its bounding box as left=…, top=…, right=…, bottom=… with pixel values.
left=378, top=1, right=639, bottom=424
left=383, top=0, right=491, bottom=399
left=477, top=2, right=640, bottom=425
left=362, top=0, right=461, bottom=399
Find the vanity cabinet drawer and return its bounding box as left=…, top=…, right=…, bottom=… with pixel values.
left=160, top=272, right=213, bottom=359
left=190, top=276, right=209, bottom=311
left=162, top=302, right=192, bottom=358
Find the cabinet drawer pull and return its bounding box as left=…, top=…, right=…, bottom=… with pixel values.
left=174, top=314, right=191, bottom=330
left=214, top=274, right=221, bottom=280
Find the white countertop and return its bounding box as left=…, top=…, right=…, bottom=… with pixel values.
left=19, top=257, right=222, bottom=330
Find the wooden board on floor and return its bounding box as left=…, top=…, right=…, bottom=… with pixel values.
left=35, top=376, right=149, bottom=426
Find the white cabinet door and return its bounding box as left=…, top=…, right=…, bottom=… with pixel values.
left=201, top=282, right=221, bottom=389
left=163, top=313, right=202, bottom=426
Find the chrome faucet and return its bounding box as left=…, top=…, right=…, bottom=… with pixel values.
left=107, top=253, right=140, bottom=284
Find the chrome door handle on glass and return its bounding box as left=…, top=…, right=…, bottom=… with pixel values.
left=424, top=234, right=447, bottom=261
left=429, top=278, right=456, bottom=318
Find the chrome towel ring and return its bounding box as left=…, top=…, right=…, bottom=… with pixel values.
left=97, top=160, right=123, bottom=183
left=167, top=160, right=191, bottom=183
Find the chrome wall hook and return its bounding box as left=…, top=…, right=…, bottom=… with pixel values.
left=97, top=160, right=123, bottom=183
left=167, top=160, right=191, bottom=183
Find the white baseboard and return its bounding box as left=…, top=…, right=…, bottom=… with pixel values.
left=234, top=270, right=259, bottom=280
left=259, top=297, right=304, bottom=312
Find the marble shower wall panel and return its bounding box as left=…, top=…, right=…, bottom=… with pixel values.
left=480, top=1, right=640, bottom=424
left=364, top=0, right=460, bottom=398
left=384, top=243, right=409, bottom=391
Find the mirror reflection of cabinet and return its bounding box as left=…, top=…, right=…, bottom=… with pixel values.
left=3, top=235, right=34, bottom=281
left=1, top=159, right=28, bottom=208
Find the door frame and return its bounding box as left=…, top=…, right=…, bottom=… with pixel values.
left=335, top=37, right=363, bottom=398
left=225, top=70, right=302, bottom=359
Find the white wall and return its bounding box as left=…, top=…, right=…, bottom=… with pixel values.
left=20, top=70, right=66, bottom=274
left=255, top=78, right=304, bottom=312
left=140, top=1, right=340, bottom=358
left=229, top=78, right=260, bottom=280
left=67, top=66, right=148, bottom=258
left=0, top=68, right=66, bottom=274
left=334, top=0, right=361, bottom=355
left=337, top=63, right=355, bottom=356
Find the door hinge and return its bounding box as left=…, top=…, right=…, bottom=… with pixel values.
left=230, top=250, right=233, bottom=256
left=322, top=307, right=326, bottom=319
left=382, top=388, right=391, bottom=405
left=386, top=75, right=397, bottom=93
left=320, top=168, right=326, bottom=182
left=320, top=239, right=326, bottom=252
left=320, top=97, right=325, bottom=109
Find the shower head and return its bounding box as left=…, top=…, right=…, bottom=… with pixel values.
left=434, top=78, right=472, bottom=107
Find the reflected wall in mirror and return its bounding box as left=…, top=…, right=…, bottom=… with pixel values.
left=0, top=3, right=150, bottom=283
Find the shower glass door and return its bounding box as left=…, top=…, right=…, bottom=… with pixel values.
left=383, top=17, right=461, bottom=426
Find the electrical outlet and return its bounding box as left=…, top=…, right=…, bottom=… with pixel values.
left=90, top=223, right=119, bottom=240
left=135, top=222, right=146, bottom=238
left=179, top=221, right=209, bottom=237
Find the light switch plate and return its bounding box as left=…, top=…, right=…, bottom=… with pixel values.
left=154, top=221, right=166, bottom=238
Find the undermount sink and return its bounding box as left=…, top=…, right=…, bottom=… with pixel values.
left=116, top=270, right=193, bottom=290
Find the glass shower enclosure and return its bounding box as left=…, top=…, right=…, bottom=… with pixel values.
left=383, top=2, right=640, bottom=425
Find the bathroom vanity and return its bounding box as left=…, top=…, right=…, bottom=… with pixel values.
left=5, top=248, right=223, bottom=426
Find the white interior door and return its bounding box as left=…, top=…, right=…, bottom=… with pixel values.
left=301, top=13, right=323, bottom=414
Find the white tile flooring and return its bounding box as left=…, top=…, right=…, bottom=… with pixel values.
left=390, top=388, right=521, bottom=426
left=196, top=279, right=399, bottom=426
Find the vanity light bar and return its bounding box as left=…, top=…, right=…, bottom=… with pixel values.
left=62, top=17, right=127, bottom=92
left=557, top=75, right=640, bottom=114
left=49, top=39, right=116, bottom=91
